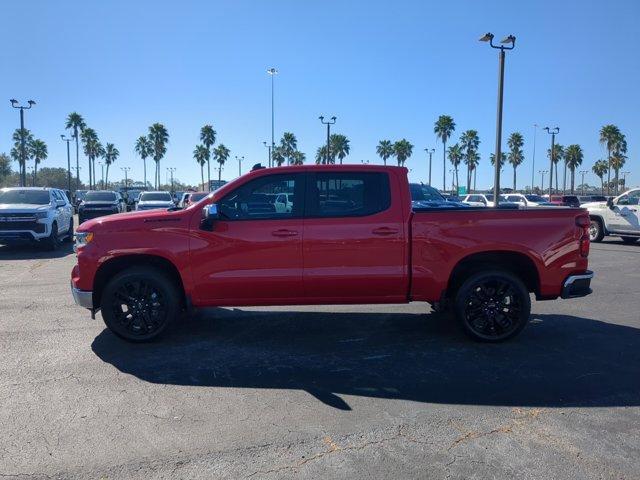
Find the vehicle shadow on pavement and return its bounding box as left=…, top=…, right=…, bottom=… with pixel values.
left=91, top=310, right=640, bottom=410
left=0, top=242, right=75, bottom=260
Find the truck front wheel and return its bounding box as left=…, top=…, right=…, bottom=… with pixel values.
left=100, top=266, right=180, bottom=342
left=589, top=218, right=605, bottom=242
left=454, top=270, right=531, bottom=342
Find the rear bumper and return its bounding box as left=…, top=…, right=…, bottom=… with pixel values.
left=71, top=281, right=94, bottom=309
left=561, top=270, right=593, bottom=299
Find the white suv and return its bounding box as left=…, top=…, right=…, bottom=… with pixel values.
left=585, top=189, right=640, bottom=244
left=0, top=187, right=74, bottom=249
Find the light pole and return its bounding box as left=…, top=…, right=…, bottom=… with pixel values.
left=262, top=141, right=272, bottom=168
left=539, top=170, right=548, bottom=193
left=319, top=116, right=337, bottom=164
left=121, top=167, right=130, bottom=189
left=579, top=170, right=589, bottom=195
left=424, top=148, right=435, bottom=185
left=622, top=171, right=631, bottom=191
left=10, top=99, right=36, bottom=187
left=267, top=67, right=278, bottom=167
left=479, top=32, right=516, bottom=207
left=544, top=127, right=559, bottom=197
left=235, top=155, right=244, bottom=177
left=61, top=134, right=73, bottom=193
left=531, top=123, right=538, bottom=193
left=167, top=167, right=176, bottom=193
left=98, top=162, right=104, bottom=189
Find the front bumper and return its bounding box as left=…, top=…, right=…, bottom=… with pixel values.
left=561, top=270, right=594, bottom=299
left=71, top=281, right=93, bottom=309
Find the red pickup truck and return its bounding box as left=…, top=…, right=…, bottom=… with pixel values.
left=71, top=165, right=593, bottom=343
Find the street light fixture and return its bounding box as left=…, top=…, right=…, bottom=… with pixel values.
left=10, top=98, right=36, bottom=187
left=98, top=162, right=104, bottom=190
left=544, top=127, right=559, bottom=196
left=479, top=32, right=516, bottom=207
left=61, top=134, right=73, bottom=193
left=262, top=141, right=272, bottom=168
left=319, top=115, right=337, bottom=164
left=267, top=67, right=278, bottom=167
left=166, top=167, right=176, bottom=193
left=424, top=148, right=435, bottom=186
left=579, top=170, right=589, bottom=195
left=121, top=167, right=131, bottom=189
left=539, top=170, right=548, bottom=193
left=235, top=155, right=244, bottom=176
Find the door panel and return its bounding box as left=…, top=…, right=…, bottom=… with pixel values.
left=608, top=191, right=640, bottom=232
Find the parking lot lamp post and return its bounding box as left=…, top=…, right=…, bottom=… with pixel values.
left=544, top=127, right=559, bottom=197
left=121, top=167, right=130, bottom=189
left=531, top=124, right=538, bottom=193
left=424, top=148, right=435, bottom=185
left=262, top=142, right=272, bottom=168
left=539, top=170, right=548, bottom=193
left=319, top=116, right=337, bottom=164
left=98, top=162, right=104, bottom=189
left=71, top=166, right=81, bottom=189
left=579, top=170, right=589, bottom=195
left=10, top=99, right=36, bottom=187
left=621, top=171, right=630, bottom=191
left=235, top=155, right=244, bottom=176
left=61, top=134, right=73, bottom=193
left=267, top=68, right=278, bottom=167
left=479, top=33, right=516, bottom=207
left=166, top=167, right=176, bottom=194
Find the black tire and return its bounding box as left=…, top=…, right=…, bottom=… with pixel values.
left=589, top=218, right=605, bottom=243
left=100, top=266, right=180, bottom=342
left=63, top=218, right=74, bottom=243
left=454, top=270, right=531, bottom=342
left=43, top=222, right=59, bottom=251
left=621, top=236, right=639, bottom=244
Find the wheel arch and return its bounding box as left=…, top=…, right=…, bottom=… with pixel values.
left=589, top=214, right=608, bottom=234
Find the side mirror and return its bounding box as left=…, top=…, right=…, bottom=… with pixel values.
left=607, top=198, right=614, bottom=209
left=201, top=203, right=219, bottom=230
left=56, top=199, right=66, bottom=207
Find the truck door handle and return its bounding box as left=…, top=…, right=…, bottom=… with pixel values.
left=271, top=229, right=298, bottom=237
left=372, top=227, right=399, bottom=236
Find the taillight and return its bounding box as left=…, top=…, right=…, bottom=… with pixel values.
left=576, top=215, right=590, bottom=257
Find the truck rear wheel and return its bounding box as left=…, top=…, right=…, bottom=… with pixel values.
left=454, top=270, right=530, bottom=342
left=589, top=218, right=605, bottom=242
left=100, top=266, right=180, bottom=342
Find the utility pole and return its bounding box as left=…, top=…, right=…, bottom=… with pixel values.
left=544, top=127, right=559, bottom=197
left=319, top=116, right=337, bottom=164
left=479, top=33, right=516, bottom=207
left=167, top=167, right=176, bottom=193
left=263, top=142, right=272, bottom=168
left=98, top=162, right=104, bottom=189
left=121, top=167, right=130, bottom=189
left=10, top=99, right=36, bottom=187
left=267, top=67, right=278, bottom=168
left=579, top=170, right=589, bottom=195
left=531, top=123, right=538, bottom=193
left=61, top=134, right=73, bottom=193
left=424, top=148, right=435, bottom=185
left=539, top=170, right=548, bottom=193
left=235, top=155, right=244, bottom=176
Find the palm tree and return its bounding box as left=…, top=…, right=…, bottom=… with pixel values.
left=592, top=159, right=608, bottom=195
left=507, top=132, right=525, bottom=191
left=563, top=144, right=583, bottom=194
left=330, top=134, right=350, bottom=164
left=490, top=152, right=507, bottom=169
left=80, top=128, right=103, bottom=190
left=547, top=144, right=564, bottom=193
left=30, top=139, right=47, bottom=186
left=434, top=115, right=456, bottom=191
left=610, top=136, right=627, bottom=194
left=213, top=144, right=230, bottom=181
left=599, top=124, right=622, bottom=195
left=447, top=143, right=463, bottom=192
left=193, top=144, right=209, bottom=189
left=134, top=136, right=152, bottom=188
left=148, top=123, right=169, bottom=189
left=291, top=150, right=305, bottom=165
left=376, top=140, right=394, bottom=165
left=280, top=132, right=298, bottom=165
left=393, top=139, right=414, bottom=167
left=200, top=125, right=216, bottom=191
left=102, top=143, right=119, bottom=188
left=65, top=112, right=86, bottom=189
left=11, top=128, right=34, bottom=185
left=272, top=146, right=286, bottom=166
left=315, top=146, right=327, bottom=165
left=459, top=130, right=480, bottom=192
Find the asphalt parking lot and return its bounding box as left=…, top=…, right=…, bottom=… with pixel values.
left=1, top=234, right=639, bottom=479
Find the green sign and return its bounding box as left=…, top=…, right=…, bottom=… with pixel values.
left=457, top=186, right=467, bottom=195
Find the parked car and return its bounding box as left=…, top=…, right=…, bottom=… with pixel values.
left=584, top=188, right=640, bottom=244
left=179, top=191, right=209, bottom=208
left=272, top=192, right=294, bottom=213
left=548, top=195, right=581, bottom=207
left=0, top=187, right=74, bottom=249
left=579, top=195, right=607, bottom=205
left=71, top=165, right=592, bottom=343
left=78, top=190, right=126, bottom=224
left=409, top=183, right=470, bottom=208
left=502, top=194, right=554, bottom=207
left=74, top=190, right=88, bottom=211
left=461, top=193, right=518, bottom=207
left=135, top=191, right=175, bottom=211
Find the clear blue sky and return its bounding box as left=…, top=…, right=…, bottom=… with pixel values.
left=1, top=0, right=638, bottom=190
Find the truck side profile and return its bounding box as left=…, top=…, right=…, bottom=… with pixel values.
left=71, top=165, right=593, bottom=342
left=585, top=188, right=640, bottom=244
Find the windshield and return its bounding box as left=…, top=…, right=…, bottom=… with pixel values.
left=0, top=189, right=50, bottom=205
left=525, top=195, right=545, bottom=202
left=84, top=192, right=117, bottom=202
left=190, top=192, right=208, bottom=202
left=409, top=184, right=445, bottom=202
left=140, top=192, right=172, bottom=202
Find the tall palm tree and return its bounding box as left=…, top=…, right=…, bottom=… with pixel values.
left=393, top=139, right=414, bottom=167
left=610, top=136, right=627, bottom=194
left=148, top=123, right=169, bottom=189
left=376, top=140, right=394, bottom=165
left=280, top=132, right=298, bottom=165
left=134, top=136, right=152, bottom=188
left=80, top=128, right=103, bottom=190
left=459, top=130, right=480, bottom=192
left=291, top=150, right=305, bottom=165
left=564, top=144, right=584, bottom=194
left=200, top=125, right=216, bottom=191
left=547, top=144, right=564, bottom=193
left=592, top=159, right=608, bottom=195
left=11, top=128, right=34, bottom=185
left=490, top=152, right=507, bottom=169
left=507, top=132, right=525, bottom=191
left=65, top=112, right=86, bottom=189
left=193, top=144, right=209, bottom=189
left=315, top=146, right=327, bottom=165
left=599, top=124, right=622, bottom=196
left=102, top=143, right=119, bottom=188
left=467, top=151, right=480, bottom=192
left=434, top=115, right=456, bottom=191
left=447, top=143, right=463, bottom=192
left=330, top=134, right=350, bottom=164
left=213, top=144, right=230, bottom=182
left=30, top=139, right=47, bottom=186
left=272, top=146, right=286, bottom=166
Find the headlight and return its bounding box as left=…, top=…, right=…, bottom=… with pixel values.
left=34, top=212, right=48, bottom=219
left=75, top=231, right=94, bottom=248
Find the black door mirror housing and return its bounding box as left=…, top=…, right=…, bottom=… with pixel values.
left=201, top=203, right=219, bottom=230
